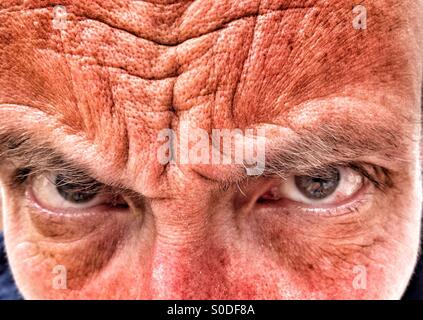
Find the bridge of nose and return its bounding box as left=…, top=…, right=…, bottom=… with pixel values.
left=144, top=192, right=235, bottom=299
left=144, top=193, right=284, bottom=300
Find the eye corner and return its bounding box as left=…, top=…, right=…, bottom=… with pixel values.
left=254, top=165, right=372, bottom=217
left=14, top=167, right=32, bottom=184
left=348, top=163, right=394, bottom=191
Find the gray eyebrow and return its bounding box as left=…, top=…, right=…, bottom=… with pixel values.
left=0, top=130, right=87, bottom=180
left=0, top=108, right=412, bottom=191
left=0, top=130, right=145, bottom=204
left=261, top=120, right=407, bottom=179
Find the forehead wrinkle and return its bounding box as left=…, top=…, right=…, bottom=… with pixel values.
left=0, top=0, right=321, bottom=46
left=0, top=10, right=133, bottom=167
left=2, top=1, right=417, bottom=105
left=231, top=1, right=422, bottom=126
left=0, top=0, right=257, bottom=46
left=0, top=0, right=421, bottom=177
left=0, top=49, right=131, bottom=170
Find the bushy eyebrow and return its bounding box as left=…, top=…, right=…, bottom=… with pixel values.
left=0, top=129, right=89, bottom=182
left=261, top=118, right=411, bottom=179
left=0, top=109, right=411, bottom=190
left=0, top=129, right=138, bottom=197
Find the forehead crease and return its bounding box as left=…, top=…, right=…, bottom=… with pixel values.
left=0, top=1, right=418, bottom=155
left=0, top=0, right=322, bottom=45
left=0, top=1, right=314, bottom=113
left=232, top=1, right=420, bottom=126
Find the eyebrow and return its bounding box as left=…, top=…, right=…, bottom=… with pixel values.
left=0, top=129, right=93, bottom=184
left=260, top=118, right=409, bottom=179
left=0, top=112, right=409, bottom=188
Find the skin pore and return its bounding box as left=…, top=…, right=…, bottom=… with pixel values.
left=0, top=0, right=423, bottom=299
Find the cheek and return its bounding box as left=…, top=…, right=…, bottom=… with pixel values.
left=2, top=181, right=144, bottom=298
left=241, top=187, right=421, bottom=299
left=7, top=239, right=149, bottom=299
left=2, top=175, right=421, bottom=300
left=5, top=221, right=131, bottom=299
left=4, top=224, right=419, bottom=299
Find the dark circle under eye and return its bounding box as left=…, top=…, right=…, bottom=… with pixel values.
left=294, top=168, right=340, bottom=200
left=55, top=174, right=101, bottom=204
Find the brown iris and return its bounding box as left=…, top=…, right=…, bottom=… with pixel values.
left=294, top=168, right=340, bottom=200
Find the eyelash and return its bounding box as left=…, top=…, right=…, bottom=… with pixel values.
left=342, top=163, right=393, bottom=191
left=12, top=167, right=108, bottom=196
left=11, top=162, right=393, bottom=201
left=13, top=167, right=138, bottom=209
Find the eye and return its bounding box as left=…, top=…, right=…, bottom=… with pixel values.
left=55, top=174, right=101, bottom=204
left=30, top=173, right=126, bottom=211
left=294, top=167, right=340, bottom=200
left=260, top=167, right=365, bottom=207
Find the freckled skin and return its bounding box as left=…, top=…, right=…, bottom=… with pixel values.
left=0, top=0, right=422, bottom=299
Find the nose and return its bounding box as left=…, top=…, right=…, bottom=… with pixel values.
left=140, top=161, right=274, bottom=299
left=150, top=239, right=230, bottom=299
left=146, top=178, right=234, bottom=299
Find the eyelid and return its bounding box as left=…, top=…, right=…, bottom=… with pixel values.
left=285, top=187, right=373, bottom=217
left=280, top=168, right=361, bottom=205
left=13, top=162, right=392, bottom=199
left=29, top=173, right=106, bottom=210
left=253, top=162, right=390, bottom=218
left=13, top=166, right=106, bottom=191
left=345, top=163, right=393, bottom=191
left=257, top=175, right=373, bottom=218
left=25, top=188, right=131, bottom=241
left=288, top=162, right=392, bottom=191
left=49, top=172, right=104, bottom=194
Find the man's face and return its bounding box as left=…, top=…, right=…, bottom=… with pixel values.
left=0, top=0, right=422, bottom=299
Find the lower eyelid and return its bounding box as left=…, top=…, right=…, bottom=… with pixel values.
left=27, top=186, right=126, bottom=217
left=25, top=189, right=131, bottom=241
left=29, top=175, right=123, bottom=213
left=279, top=168, right=365, bottom=205
left=257, top=182, right=373, bottom=217
left=293, top=194, right=370, bottom=217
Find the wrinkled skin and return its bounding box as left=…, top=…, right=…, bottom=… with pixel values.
left=0, top=0, right=422, bottom=299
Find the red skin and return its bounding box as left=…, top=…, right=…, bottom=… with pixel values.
left=0, top=0, right=422, bottom=299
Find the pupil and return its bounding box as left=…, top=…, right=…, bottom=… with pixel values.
left=55, top=174, right=100, bottom=203
left=295, top=169, right=340, bottom=200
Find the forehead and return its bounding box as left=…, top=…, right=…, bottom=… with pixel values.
left=0, top=1, right=421, bottom=147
